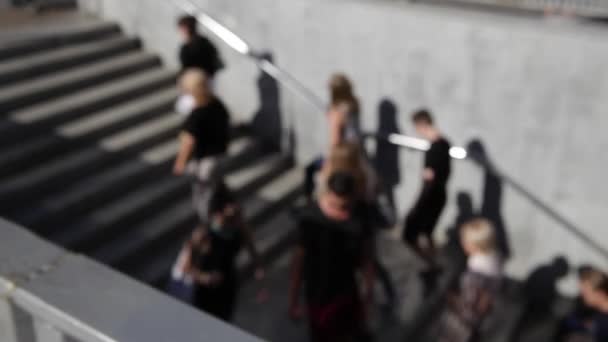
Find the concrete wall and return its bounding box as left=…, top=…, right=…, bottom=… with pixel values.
left=78, top=0, right=608, bottom=293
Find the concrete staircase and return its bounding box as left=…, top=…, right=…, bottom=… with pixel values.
left=0, top=16, right=303, bottom=301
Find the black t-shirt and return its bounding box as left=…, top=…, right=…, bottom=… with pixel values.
left=194, top=226, right=243, bottom=284
left=424, top=137, right=451, bottom=191
left=179, top=34, right=221, bottom=76
left=182, top=97, right=230, bottom=160
left=296, top=203, right=372, bottom=305
left=595, top=312, right=608, bottom=341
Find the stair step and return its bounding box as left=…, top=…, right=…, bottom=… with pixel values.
left=97, top=152, right=291, bottom=270
left=0, top=87, right=178, bottom=179
left=242, top=167, right=304, bottom=226
left=51, top=137, right=261, bottom=251
left=16, top=140, right=179, bottom=231
left=0, top=112, right=180, bottom=210
left=9, top=68, right=175, bottom=124
left=0, top=21, right=120, bottom=62
left=0, top=68, right=176, bottom=145
left=54, top=175, right=189, bottom=252
left=226, top=154, right=293, bottom=197
left=57, top=88, right=178, bottom=138
left=0, top=36, right=141, bottom=86
left=0, top=51, right=161, bottom=111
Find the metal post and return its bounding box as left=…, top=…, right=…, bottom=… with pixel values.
left=34, top=318, right=66, bottom=342
left=0, top=297, right=19, bottom=342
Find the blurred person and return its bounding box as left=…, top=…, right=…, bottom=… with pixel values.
left=557, top=265, right=604, bottom=341
left=289, top=171, right=374, bottom=342
left=173, top=69, right=230, bottom=225
left=319, top=143, right=397, bottom=310
left=578, top=269, right=608, bottom=342
left=304, top=73, right=361, bottom=201
left=437, top=218, right=503, bottom=342
left=175, top=15, right=224, bottom=116
left=174, top=182, right=265, bottom=321
left=401, top=108, right=451, bottom=294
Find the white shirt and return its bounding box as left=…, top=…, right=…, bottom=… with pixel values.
left=467, top=252, right=503, bottom=278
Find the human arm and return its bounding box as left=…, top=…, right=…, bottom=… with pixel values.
left=173, top=131, right=196, bottom=175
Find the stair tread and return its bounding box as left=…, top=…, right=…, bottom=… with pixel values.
left=56, top=87, right=178, bottom=138
left=0, top=111, right=179, bottom=197
left=54, top=176, right=188, bottom=248
left=0, top=51, right=159, bottom=105
left=0, top=20, right=117, bottom=54
left=242, top=167, right=303, bottom=220
left=51, top=137, right=257, bottom=247
left=94, top=151, right=289, bottom=266
left=0, top=35, right=139, bottom=83
left=0, top=87, right=177, bottom=177
left=99, top=112, right=181, bottom=151
left=225, top=154, right=289, bottom=191
left=16, top=139, right=179, bottom=227
left=8, top=68, right=175, bottom=124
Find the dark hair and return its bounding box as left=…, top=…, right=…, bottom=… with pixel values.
left=327, top=171, right=357, bottom=199
left=208, top=181, right=236, bottom=214
left=411, top=108, right=433, bottom=125
left=178, top=15, right=197, bottom=35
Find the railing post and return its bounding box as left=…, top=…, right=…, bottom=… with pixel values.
left=0, top=296, right=20, bottom=342
left=34, top=318, right=66, bottom=342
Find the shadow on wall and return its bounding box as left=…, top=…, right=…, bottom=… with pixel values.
left=444, top=139, right=512, bottom=271
left=509, top=256, right=570, bottom=341
left=467, top=139, right=512, bottom=260
left=373, top=98, right=401, bottom=214
left=251, top=52, right=282, bottom=151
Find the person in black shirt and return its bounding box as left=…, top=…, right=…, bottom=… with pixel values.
left=176, top=182, right=265, bottom=321
left=173, top=69, right=230, bottom=224
left=177, top=15, right=223, bottom=78
left=402, top=109, right=451, bottom=293
left=289, top=172, right=374, bottom=342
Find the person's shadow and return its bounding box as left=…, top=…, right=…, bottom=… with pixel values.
left=373, top=98, right=401, bottom=218
left=251, top=52, right=282, bottom=151
left=467, top=139, right=511, bottom=260
left=445, top=192, right=476, bottom=272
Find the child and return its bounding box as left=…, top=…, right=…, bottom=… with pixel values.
left=175, top=182, right=265, bottom=321
left=438, top=218, right=503, bottom=342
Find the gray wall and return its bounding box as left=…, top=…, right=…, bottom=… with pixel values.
left=78, top=0, right=608, bottom=293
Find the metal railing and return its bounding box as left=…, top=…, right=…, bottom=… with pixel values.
left=169, top=0, right=608, bottom=263
left=0, top=218, right=264, bottom=342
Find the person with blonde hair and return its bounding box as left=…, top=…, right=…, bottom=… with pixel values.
left=437, top=218, right=503, bottom=342
left=318, top=142, right=374, bottom=201
left=173, top=68, right=230, bottom=225
left=305, top=73, right=362, bottom=200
